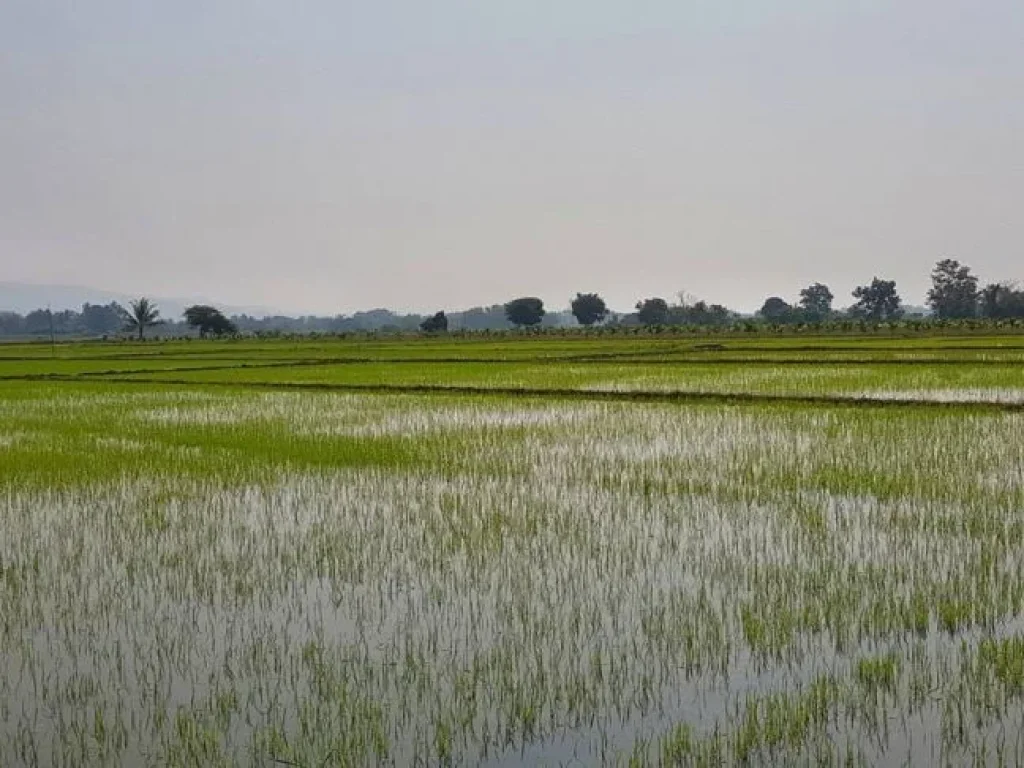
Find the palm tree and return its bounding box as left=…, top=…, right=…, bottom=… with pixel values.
left=123, top=297, right=163, bottom=340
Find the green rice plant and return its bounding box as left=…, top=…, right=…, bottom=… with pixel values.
left=855, top=652, right=901, bottom=694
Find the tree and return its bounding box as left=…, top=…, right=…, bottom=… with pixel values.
left=420, top=311, right=448, bottom=332
left=635, top=297, right=669, bottom=325
left=504, top=297, right=545, bottom=327
left=0, top=312, right=23, bottom=336
left=850, top=278, right=902, bottom=321
left=671, top=299, right=735, bottom=326
left=980, top=282, right=1024, bottom=319
left=927, top=259, right=978, bottom=319
left=122, top=298, right=163, bottom=340
left=51, top=309, right=78, bottom=335
left=81, top=302, right=124, bottom=336
left=570, top=293, right=608, bottom=326
left=23, top=309, right=52, bottom=335
left=184, top=305, right=237, bottom=337
left=758, top=296, right=795, bottom=323
left=798, top=283, right=834, bottom=321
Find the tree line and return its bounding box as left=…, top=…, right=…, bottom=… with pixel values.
left=751, top=261, right=1024, bottom=325
left=1, top=260, right=1022, bottom=339
left=427, top=259, right=1024, bottom=331
left=0, top=300, right=239, bottom=340
left=120, top=301, right=239, bottom=340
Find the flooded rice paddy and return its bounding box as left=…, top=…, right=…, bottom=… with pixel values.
left=1, top=337, right=1024, bottom=765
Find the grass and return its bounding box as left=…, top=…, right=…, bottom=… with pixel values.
left=4, top=335, right=1023, bottom=406
left=91, top=358, right=1024, bottom=403
left=2, top=333, right=1024, bottom=764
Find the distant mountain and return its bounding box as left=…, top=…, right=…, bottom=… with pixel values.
left=0, top=282, right=284, bottom=319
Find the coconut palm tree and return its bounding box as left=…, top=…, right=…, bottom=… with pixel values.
left=122, top=297, right=163, bottom=340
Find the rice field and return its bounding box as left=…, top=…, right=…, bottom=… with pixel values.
left=1, top=334, right=1023, bottom=766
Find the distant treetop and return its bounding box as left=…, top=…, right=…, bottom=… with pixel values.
left=184, top=305, right=238, bottom=337
left=504, top=297, right=545, bottom=327
left=570, top=293, right=608, bottom=326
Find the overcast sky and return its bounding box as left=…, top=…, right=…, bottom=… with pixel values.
left=2, top=1, right=1022, bottom=315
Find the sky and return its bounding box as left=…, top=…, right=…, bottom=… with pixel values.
left=1, top=1, right=1022, bottom=315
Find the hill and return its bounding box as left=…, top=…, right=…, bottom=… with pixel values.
left=0, top=282, right=283, bottom=319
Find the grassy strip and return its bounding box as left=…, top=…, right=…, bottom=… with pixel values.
left=3, top=332, right=1023, bottom=359
left=5, top=355, right=1023, bottom=384
left=22, top=373, right=1024, bottom=413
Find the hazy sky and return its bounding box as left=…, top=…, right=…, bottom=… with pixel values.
left=2, top=1, right=1022, bottom=314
